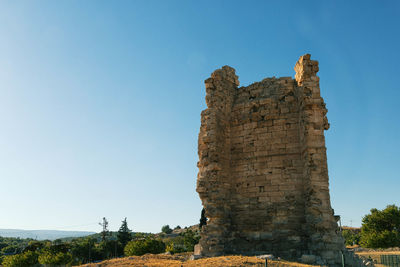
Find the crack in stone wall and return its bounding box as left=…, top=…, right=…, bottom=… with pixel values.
left=196, top=54, right=345, bottom=266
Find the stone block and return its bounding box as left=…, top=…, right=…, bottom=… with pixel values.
left=194, top=244, right=202, bottom=256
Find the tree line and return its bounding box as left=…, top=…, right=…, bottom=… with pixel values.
left=0, top=217, right=201, bottom=267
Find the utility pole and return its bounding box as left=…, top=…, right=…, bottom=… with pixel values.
left=99, top=217, right=110, bottom=242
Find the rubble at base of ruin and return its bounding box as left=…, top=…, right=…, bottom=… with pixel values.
left=195, top=54, right=345, bottom=266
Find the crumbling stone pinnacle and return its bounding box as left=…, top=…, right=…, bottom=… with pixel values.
left=294, top=54, right=319, bottom=86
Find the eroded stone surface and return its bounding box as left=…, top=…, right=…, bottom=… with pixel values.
left=196, top=54, right=344, bottom=265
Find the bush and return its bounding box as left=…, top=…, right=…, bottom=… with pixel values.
left=98, top=240, right=123, bottom=258
left=38, top=251, right=73, bottom=265
left=23, top=241, right=46, bottom=252
left=360, top=205, right=400, bottom=248
left=1, top=244, right=20, bottom=254
left=2, top=251, right=39, bottom=267
left=165, top=237, right=185, bottom=254
left=182, top=230, right=200, bottom=252
left=124, top=238, right=165, bottom=256
left=70, top=237, right=103, bottom=264
left=165, top=230, right=200, bottom=254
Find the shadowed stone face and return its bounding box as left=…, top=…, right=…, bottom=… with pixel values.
left=196, top=55, right=344, bottom=266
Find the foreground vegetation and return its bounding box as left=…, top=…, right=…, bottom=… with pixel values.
left=0, top=219, right=199, bottom=267
left=1, top=204, right=399, bottom=266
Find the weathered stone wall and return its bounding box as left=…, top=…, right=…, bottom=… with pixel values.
left=229, top=76, right=305, bottom=259
left=196, top=54, right=344, bottom=266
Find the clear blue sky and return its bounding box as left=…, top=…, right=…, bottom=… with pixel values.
left=0, top=1, right=399, bottom=233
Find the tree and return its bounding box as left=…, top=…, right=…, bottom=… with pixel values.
left=199, top=208, right=207, bottom=228
left=360, top=204, right=400, bottom=248
left=70, top=237, right=100, bottom=264
left=117, top=217, right=132, bottom=248
left=1, top=244, right=20, bottom=254
left=23, top=241, right=45, bottom=252
left=2, top=251, right=38, bottom=267
left=99, top=217, right=110, bottom=242
left=99, top=240, right=121, bottom=259
left=161, top=225, right=172, bottom=234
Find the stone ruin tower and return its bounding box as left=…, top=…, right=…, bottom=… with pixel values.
left=196, top=54, right=345, bottom=265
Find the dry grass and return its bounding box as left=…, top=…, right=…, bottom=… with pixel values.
left=79, top=254, right=320, bottom=267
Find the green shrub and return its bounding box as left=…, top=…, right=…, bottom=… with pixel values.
left=165, top=237, right=185, bottom=254
left=38, top=251, right=73, bottom=266
left=342, top=229, right=361, bottom=246
left=70, top=237, right=98, bottom=263
left=98, top=240, right=123, bottom=259
left=2, top=251, right=39, bottom=267
left=124, top=238, right=165, bottom=256
left=165, top=230, right=200, bottom=254
left=182, top=230, right=200, bottom=252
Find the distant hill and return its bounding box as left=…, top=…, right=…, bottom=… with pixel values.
left=0, top=229, right=95, bottom=240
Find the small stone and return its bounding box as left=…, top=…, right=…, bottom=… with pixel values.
left=190, top=254, right=202, bottom=260
left=257, top=254, right=274, bottom=260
